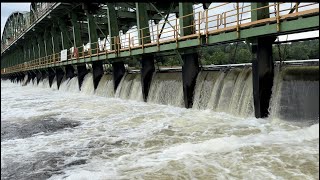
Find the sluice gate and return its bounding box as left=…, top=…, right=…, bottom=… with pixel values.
left=1, top=2, right=319, bottom=119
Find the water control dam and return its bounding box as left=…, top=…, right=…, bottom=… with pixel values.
left=1, top=2, right=319, bottom=119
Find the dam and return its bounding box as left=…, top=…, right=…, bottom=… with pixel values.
left=1, top=61, right=319, bottom=179
left=1, top=2, right=319, bottom=179
left=10, top=60, right=320, bottom=122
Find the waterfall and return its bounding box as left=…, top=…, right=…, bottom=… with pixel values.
left=115, top=73, right=143, bottom=101
left=194, top=67, right=254, bottom=117
left=22, top=74, right=28, bottom=85
left=80, top=73, right=95, bottom=95
left=51, top=77, right=58, bottom=90
left=193, top=71, right=221, bottom=110
left=147, top=72, right=184, bottom=107
left=8, top=63, right=318, bottom=122
left=39, top=78, right=50, bottom=88
left=95, top=74, right=114, bottom=97
left=59, top=77, right=80, bottom=93
left=269, top=66, right=319, bottom=123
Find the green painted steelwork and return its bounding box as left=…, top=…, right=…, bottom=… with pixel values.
left=51, top=23, right=61, bottom=54
left=70, top=11, right=83, bottom=49
left=59, top=19, right=71, bottom=50
left=86, top=10, right=99, bottom=46
left=136, top=3, right=151, bottom=45
left=1, top=3, right=319, bottom=75
left=37, top=35, right=46, bottom=57
left=107, top=3, right=120, bottom=50
left=251, top=3, right=270, bottom=21
left=32, top=39, right=39, bottom=59
left=179, top=3, right=194, bottom=36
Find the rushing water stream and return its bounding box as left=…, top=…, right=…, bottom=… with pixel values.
left=1, top=66, right=319, bottom=179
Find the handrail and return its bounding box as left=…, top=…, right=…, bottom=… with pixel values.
left=1, top=2, right=319, bottom=74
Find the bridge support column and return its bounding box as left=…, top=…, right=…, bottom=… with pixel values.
left=251, top=37, right=274, bottom=118
left=92, top=61, right=104, bottom=90
left=12, top=74, right=18, bottom=83
left=17, top=73, right=24, bottom=83
left=178, top=3, right=198, bottom=108
left=141, top=55, right=155, bottom=102
left=65, top=65, right=75, bottom=79
left=77, top=64, right=88, bottom=90
left=30, top=71, right=36, bottom=83
left=249, top=3, right=274, bottom=118
left=10, top=75, right=15, bottom=83
left=48, top=68, right=55, bottom=87
left=182, top=53, right=199, bottom=108
left=36, top=71, right=42, bottom=85
left=112, top=62, right=125, bottom=92
left=26, top=72, right=32, bottom=84
left=56, top=67, right=65, bottom=89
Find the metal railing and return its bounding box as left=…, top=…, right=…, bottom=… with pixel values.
left=1, top=2, right=319, bottom=75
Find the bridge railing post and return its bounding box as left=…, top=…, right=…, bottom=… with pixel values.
left=236, top=3, right=240, bottom=38
left=205, top=10, right=208, bottom=44
left=276, top=2, right=280, bottom=32
left=157, top=24, right=160, bottom=51
left=198, top=11, right=201, bottom=44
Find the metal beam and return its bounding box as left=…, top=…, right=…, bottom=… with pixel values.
left=51, top=23, right=61, bottom=54
left=136, top=3, right=151, bottom=45
left=58, top=19, right=72, bottom=50
left=85, top=10, right=99, bottom=45
left=37, top=35, right=46, bottom=58
left=149, top=2, right=177, bottom=37
left=107, top=3, right=120, bottom=50
left=70, top=11, right=83, bottom=49
left=179, top=3, right=194, bottom=36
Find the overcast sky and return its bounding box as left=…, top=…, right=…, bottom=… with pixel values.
left=1, top=2, right=318, bottom=41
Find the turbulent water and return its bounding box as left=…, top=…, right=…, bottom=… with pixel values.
left=148, top=72, right=184, bottom=107
left=95, top=74, right=114, bottom=97
left=115, top=73, right=143, bottom=101
left=1, top=66, right=319, bottom=180
left=193, top=67, right=253, bottom=117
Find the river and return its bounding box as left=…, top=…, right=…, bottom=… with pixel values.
left=1, top=74, right=319, bottom=179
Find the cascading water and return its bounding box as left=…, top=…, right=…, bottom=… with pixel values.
left=22, top=74, right=28, bottom=85
left=147, top=72, right=184, bottom=107
left=12, top=64, right=318, bottom=123
left=80, top=73, right=95, bottom=95
left=39, top=78, right=50, bottom=88
left=193, top=71, right=221, bottom=110
left=95, top=74, right=114, bottom=97
left=59, top=77, right=79, bottom=93
left=2, top=75, right=318, bottom=179
left=269, top=65, right=319, bottom=123
left=115, top=73, right=143, bottom=101
left=194, top=67, right=254, bottom=117
left=51, top=77, right=58, bottom=90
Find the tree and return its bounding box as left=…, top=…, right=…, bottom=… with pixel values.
left=236, top=49, right=252, bottom=63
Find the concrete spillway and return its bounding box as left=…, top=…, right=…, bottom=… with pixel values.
left=8, top=64, right=320, bottom=123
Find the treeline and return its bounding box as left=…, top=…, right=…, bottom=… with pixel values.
left=157, top=39, right=319, bottom=66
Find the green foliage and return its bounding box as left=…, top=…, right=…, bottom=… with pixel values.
left=155, top=39, right=319, bottom=67
left=273, top=39, right=319, bottom=61
left=236, top=49, right=252, bottom=63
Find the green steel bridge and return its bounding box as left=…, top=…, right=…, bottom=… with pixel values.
left=1, top=2, right=319, bottom=118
